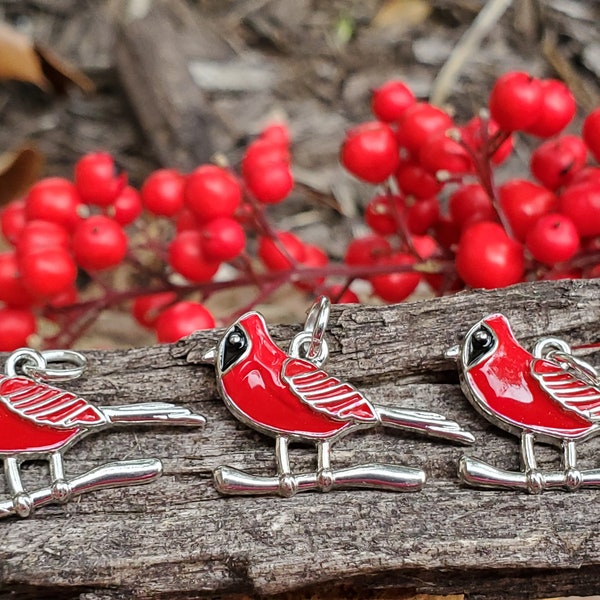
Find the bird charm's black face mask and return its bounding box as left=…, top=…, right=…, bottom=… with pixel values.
left=466, top=323, right=496, bottom=368
left=221, top=326, right=249, bottom=372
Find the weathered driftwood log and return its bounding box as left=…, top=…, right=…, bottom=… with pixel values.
left=2, top=280, right=600, bottom=599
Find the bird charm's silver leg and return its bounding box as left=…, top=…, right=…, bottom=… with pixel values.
left=4, top=457, right=33, bottom=517
left=562, top=440, right=583, bottom=490
left=49, top=452, right=71, bottom=502
left=276, top=435, right=297, bottom=497
left=317, top=441, right=334, bottom=492
left=520, top=432, right=545, bottom=494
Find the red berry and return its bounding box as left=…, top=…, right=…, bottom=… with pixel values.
left=132, top=291, right=177, bottom=329
left=583, top=108, right=600, bottom=163
left=498, top=179, right=557, bottom=241
left=570, top=166, right=600, bottom=187
left=461, top=117, right=514, bottom=165
left=526, top=213, right=579, bottom=265
left=199, top=217, right=246, bottom=262
left=434, top=216, right=461, bottom=250
left=245, top=162, right=294, bottom=204
left=184, top=165, right=241, bottom=221
left=396, top=103, right=453, bottom=155
left=406, top=196, right=440, bottom=235
left=489, top=71, right=543, bottom=131
left=258, top=231, right=306, bottom=271
left=325, top=284, right=360, bottom=304
left=175, top=207, right=201, bottom=233
left=20, top=248, right=78, bottom=298
left=1, top=199, right=26, bottom=245
left=155, top=301, right=215, bottom=343
left=296, top=244, right=328, bottom=291
left=525, top=79, right=576, bottom=138
left=25, top=177, right=82, bottom=230
left=242, top=140, right=290, bottom=177
left=418, top=131, right=473, bottom=174
left=0, top=307, right=36, bottom=351
left=110, top=186, right=142, bottom=226
left=395, top=161, right=443, bottom=199
left=341, top=121, right=399, bottom=183
left=530, top=135, right=587, bottom=190
left=449, top=184, right=496, bottom=230
left=364, top=194, right=401, bottom=235
left=169, top=230, right=220, bottom=282
left=456, top=222, right=524, bottom=288
left=47, top=286, right=78, bottom=310
left=260, top=123, right=290, bottom=147
left=412, top=234, right=444, bottom=290
left=72, top=215, right=127, bottom=271
left=370, top=253, right=421, bottom=302
left=74, top=152, right=126, bottom=207
left=141, top=169, right=185, bottom=217
left=0, top=252, right=35, bottom=307
left=559, top=182, right=600, bottom=237
left=344, top=235, right=391, bottom=266
left=17, top=220, right=70, bottom=258
left=371, top=80, right=416, bottom=122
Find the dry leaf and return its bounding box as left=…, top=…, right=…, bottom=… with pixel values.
left=372, top=0, right=432, bottom=30
left=0, top=21, right=47, bottom=89
left=0, top=21, right=94, bottom=94
left=0, top=145, right=44, bottom=205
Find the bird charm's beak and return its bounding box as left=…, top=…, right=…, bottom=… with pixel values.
left=445, top=345, right=460, bottom=360
left=201, top=347, right=216, bottom=365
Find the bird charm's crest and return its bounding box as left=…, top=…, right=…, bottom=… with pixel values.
left=449, top=313, right=600, bottom=493
left=0, top=347, right=205, bottom=519
left=203, top=296, right=474, bottom=497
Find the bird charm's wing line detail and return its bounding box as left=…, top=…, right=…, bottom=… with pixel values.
left=282, top=358, right=378, bottom=423
left=0, top=376, right=106, bottom=429
left=531, top=357, right=600, bottom=420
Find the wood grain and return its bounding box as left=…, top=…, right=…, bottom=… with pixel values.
left=2, top=280, right=600, bottom=599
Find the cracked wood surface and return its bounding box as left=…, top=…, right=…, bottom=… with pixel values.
left=2, top=280, right=600, bottom=599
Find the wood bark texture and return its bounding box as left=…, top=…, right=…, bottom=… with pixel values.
left=2, top=280, right=600, bottom=600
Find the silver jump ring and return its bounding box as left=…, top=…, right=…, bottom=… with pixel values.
left=288, top=331, right=329, bottom=368
left=22, top=350, right=87, bottom=382
left=304, top=296, right=330, bottom=361
left=533, top=337, right=572, bottom=360
left=5, top=348, right=46, bottom=378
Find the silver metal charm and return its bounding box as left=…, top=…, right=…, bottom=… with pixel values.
left=203, top=296, right=474, bottom=497
left=0, top=347, right=205, bottom=518
left=448, top=313, right=600, bottom=493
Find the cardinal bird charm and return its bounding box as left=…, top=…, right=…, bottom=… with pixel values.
left=203, top=296, right=474, bottom=497
left=0, top=347, right=205, bottom=518
left=448, top=313, right=600, bottom=493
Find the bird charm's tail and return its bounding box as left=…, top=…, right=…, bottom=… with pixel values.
left=373, top=405, right=475, bottom=444
left=100, top=403, right=206, bottom=426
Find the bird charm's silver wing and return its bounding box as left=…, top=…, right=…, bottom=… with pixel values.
left=532, top=355, right=600, bottom=421
left=0, top=376, right=106, bottom=429
left=282, top=358, right=378, bottom=423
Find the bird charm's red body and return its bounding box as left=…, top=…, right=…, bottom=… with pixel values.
left=0, top=376, right=105, bottom=455
left=0, top=348, right=205, bottom=518
left=217, top=313, right=377, bottom=441
left=451, top=313, right=600, bottom=492
left=203, top=297, right=474, bottom=497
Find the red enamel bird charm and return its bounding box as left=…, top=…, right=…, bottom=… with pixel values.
left=203, top=297, right=474, bottom=497
left=0, top=348, right=205, bottom=518
left=448, top=313, right=600, bottom=493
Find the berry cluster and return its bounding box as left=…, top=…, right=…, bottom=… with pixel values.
left=341, top=73, right=600, bottom=294
left=2, top=71, right=600, bottom=351
left=0, top=124, right=357, bottom=350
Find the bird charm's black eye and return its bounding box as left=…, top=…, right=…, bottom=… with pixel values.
left=222, top=326, right=248, bottom=371
left=467, top=324, right=495, bottom=367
